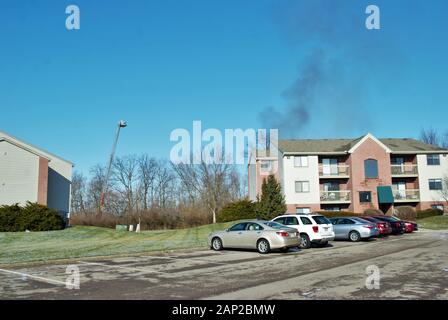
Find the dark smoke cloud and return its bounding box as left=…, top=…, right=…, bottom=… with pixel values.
left=260, top=0, right=402, bottom=138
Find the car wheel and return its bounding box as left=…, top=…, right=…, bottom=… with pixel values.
left=257, top=239, right=270, bottom=254
left=299, top=234, right=311, bottom=249
left=349, top=231, right=361, bottom=242
left=211, top=237, right=223, bottom=251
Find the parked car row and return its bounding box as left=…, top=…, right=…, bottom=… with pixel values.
left=208, top=213, right=418, bottom=254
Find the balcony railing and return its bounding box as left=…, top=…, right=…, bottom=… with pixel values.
left=391, top=164, right=418, bottom=176
left=318, top=165, right=350, bottom=178
left=320, top=190, right=351, bottom=203
left=393, top=189, right=420, bottom=202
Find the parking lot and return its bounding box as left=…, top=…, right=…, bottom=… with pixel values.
left=1, top=230, right=447, bottom=299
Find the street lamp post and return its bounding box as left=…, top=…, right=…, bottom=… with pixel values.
left=99, top=120, right=127, bottom=213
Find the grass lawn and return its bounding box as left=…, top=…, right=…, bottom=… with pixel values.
left=417, top=215, right=448, bottom=230
left=0, top=222, right=233, bottom=266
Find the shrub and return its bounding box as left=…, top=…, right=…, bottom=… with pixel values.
left=217, top=200, right=257, bottom=223
left=394, top=206, right=416, bottom=221
left=363, top=208, right=384, bottom=216
left=316, top=211, right=361, bottom=218
left=70, top=206, right=212, bottom=230
left=0, top=202, right=65, bottom=232
left=417, top=208, right=444, bottom=219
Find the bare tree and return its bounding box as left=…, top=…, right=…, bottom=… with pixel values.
left=172, top=159, right=237, bottom=223
left=420, top=128, right=440, bottom=146
left=154, top=160, right=176, bottom=209
left=113, top=155, right=140, bottom=214
left=71, top=171, right=87, bottom=213
left=442, top=132, right=448, bottom=149
left=138, top=154, right=157, bottom=210
left=87, top=164, right=107, bottom=213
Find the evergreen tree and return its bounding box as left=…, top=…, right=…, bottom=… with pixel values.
left=256, top=175, right=286, bottom=220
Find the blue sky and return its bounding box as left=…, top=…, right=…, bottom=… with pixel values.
left=1, top=0, right=447, bottom=174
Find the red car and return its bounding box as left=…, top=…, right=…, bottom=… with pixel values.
left=359, top=216, right=393, bottom=236
left=403, top=221, right=415, bottom=233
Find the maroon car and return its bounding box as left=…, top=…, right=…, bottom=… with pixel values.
left=359, top=216, right=392, bottom=236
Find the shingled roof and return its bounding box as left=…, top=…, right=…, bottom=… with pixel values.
left=277, top=135, right=448, bottom=154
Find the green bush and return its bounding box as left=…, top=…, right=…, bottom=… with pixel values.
left=417, top=208, right=444, bottom=220
left=316, top=211, right=362, bottom=218
left=0, top=202, right=65, bottom=232
left=217, top=199, right=257, bottom=223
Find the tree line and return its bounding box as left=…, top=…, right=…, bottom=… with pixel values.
left=71, top=154, right=246, bottom=225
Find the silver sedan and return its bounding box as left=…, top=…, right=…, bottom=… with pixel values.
left=208, top=220, right=299, bottom=254
left=329, top=217, right=380, bottom=241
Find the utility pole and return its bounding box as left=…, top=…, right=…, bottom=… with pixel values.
left=99, top=120, right=127, bottom=214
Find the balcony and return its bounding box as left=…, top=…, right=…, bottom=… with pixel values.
left=320, top=190, right=351, bottom=203
left=318, top=165, right=350, bottom=178
left=393, top=189, right=420, bottom=202
left=391, top=164, right=418, bottom=177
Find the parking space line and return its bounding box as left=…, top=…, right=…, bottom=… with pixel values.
left=0, top=268, right=67, bottom=286
left=77, top=261, right=166, bottom=274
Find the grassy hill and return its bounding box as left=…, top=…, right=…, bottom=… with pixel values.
left=0, top=222, right=232, bottom=266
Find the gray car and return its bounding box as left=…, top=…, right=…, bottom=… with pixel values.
left=329, top=217, right=380, bottom=242
left=208, top=220, right=299, bottom=254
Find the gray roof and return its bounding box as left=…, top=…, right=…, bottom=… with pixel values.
left=277, top=136, right=448, bottom=154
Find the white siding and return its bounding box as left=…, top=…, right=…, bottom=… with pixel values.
left=0, top=141, right=39, bottom=205
left=0, top=131, right=73, bottom=217
left=417, top=154, right=448, bottom=202
left=282, top=155, right=320, bottom=204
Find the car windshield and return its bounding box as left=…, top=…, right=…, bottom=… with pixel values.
left=312, top=216, right=331, bottom=225
left=262, top=221, right=287, bottom=229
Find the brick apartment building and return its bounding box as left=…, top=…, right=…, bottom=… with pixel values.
left=248, top=133, right=448, bottom=214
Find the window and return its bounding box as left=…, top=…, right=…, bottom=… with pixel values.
left=300, top=217, right=313, bottom=225
left=260, top=160, right=271, bottom=173
left=359, top=191, right=372, bottom=203
left=364, top=159, right=379, bottom=178
left=324, top=207, right=340, bottom=211
left=312, top=216, right=332, bottom=225
left=294, top=156, right=308, bottom=167
left=284, top=217, right=299, bottom=225
left=337, top=218, right=354, bottom=225
left=295, top=181, right=310, bottom=193
left=431, top=204, right=444, bottom=211
left=229, top=223, right=247, bottom=231
left=427, top=154, right=440, bottom=166
left=273, top=217, right=286, bottom=225
left=246, top=223, right=263, bottom=231
left=429, top=179, right=443, bottom=190
left=296, top=207, right=311, bottom=214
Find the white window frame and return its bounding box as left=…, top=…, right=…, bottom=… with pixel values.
left=427, top=154, right=440, bottom=166
left=294, top=156, right=309, bottom=167
left=295, top=181, right=310, bottom=193
left=429, top=178, right=443, bottom=191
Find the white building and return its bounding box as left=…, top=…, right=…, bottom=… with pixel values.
left=0, top=131, right=73, bottom=218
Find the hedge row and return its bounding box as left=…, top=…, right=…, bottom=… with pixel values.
left=0, top=202, right=66, bottom=232
left=416, top=208, right=444, bottom=219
